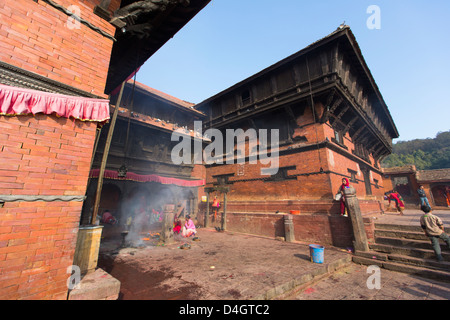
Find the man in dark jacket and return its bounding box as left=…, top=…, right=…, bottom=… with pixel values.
left=417, top=185, right=430, bottom=207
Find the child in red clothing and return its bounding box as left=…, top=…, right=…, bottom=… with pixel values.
left=387, top=190, right=405, bottom=215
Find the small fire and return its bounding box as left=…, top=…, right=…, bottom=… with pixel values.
left=141, top=232, right=160, bottom=241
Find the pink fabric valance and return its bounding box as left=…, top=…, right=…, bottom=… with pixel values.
left=0, top=84, right=110, bottom=123
left=90, top=169, right=206, bottom=187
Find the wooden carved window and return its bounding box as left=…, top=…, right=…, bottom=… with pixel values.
left=241, top=90, right=251, bottom=106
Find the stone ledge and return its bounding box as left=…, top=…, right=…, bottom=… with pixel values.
left=68, top=268, right=121, bottom=300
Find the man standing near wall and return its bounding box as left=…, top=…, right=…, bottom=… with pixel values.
left=417, top=185, right=430, bottom=208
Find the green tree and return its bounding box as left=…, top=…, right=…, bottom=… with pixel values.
left=381, top=130, right=450, bottom=170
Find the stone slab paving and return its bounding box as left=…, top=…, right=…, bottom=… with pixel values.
left=98, top=228, right=351, bottom=300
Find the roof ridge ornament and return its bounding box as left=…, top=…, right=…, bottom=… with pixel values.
left=337, top=21, right=348, bottom=30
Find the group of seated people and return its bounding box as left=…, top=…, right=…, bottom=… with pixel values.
left=173, top=215, right=197, bottom=237
left=100, top=209, right=197, bottom=238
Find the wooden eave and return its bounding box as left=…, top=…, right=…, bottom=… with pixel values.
left=195, top=26, right=399, bottom=140
left=105, top=0, right=211, bottom=94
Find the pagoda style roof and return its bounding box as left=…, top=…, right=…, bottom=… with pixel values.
left=195, top=26, right=399, bottom=159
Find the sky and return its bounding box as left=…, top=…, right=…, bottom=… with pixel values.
left=137, top=0, right=450, bottom=143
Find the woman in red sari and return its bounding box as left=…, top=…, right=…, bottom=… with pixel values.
left=173, top=216, right=182, bottom=234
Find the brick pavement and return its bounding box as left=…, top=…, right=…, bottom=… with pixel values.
left=96, top=208, right=450, bottom=301
left=285, top=208, right=450, bottom=300
left=374, top=207, right=450, bottom=227
left=98, top=229, right=352, bottom=300
left=285, top=262, right=450, bottom=300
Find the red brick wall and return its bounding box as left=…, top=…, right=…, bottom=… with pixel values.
left=0, top=0, right=119, bottom=300
left=201, top=212, right=375, bottom=248
left=205, top=150, right=384, bottom=213
left=0, top=201, right=83, bottom=300
left=226, top=213, right=285, bottom=239
left=0, top=114, right=96, bottom=299
left=0, top=0, right=117, bottom=96
left=205, top=118, right=385, bottom=202
left=206, top=148, right=332, bottom=201
left=0, top=114, right=96, bottom=196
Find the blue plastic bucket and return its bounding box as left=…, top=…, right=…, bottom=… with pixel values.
left=309, top=244, right=324, bottom=264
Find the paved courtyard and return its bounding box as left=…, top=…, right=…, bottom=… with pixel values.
left=286, top=262, right=450, bottom=300
left=98, top=228, right=352, bottom=300
left=97, top=208, right=450, bottom=301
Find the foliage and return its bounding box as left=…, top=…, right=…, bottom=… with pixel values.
left=381, top=131, right=450, bottom=170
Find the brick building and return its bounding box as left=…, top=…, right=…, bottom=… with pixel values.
left=82, top=80, right=207, bottom=238
left=383, top=165, right=450, bottom=208
left=0, top=0, right=210, bottom=300
left=0, top=1, right=398, bottom=300
left=195, top=26, right=399, bottom=244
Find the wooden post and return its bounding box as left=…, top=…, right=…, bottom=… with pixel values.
left=161, top=204, right=175, bottom=244
left=344, top=187, right=369, bottom=252
left=222, top=192, right=227, bottom=231
left=91, top=82, right=125, bottom=225
left=205, top=191, right=210, bottom=228
left=73, top=225, right=104, bottom=275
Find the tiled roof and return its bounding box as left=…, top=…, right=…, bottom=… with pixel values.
left=416, top=168, right=450, bottom=182
left=130, top=80, right=205, bottom=116
left=382, top=165, right=417, bottom=175
left=114, top=105, right=208, bottom=141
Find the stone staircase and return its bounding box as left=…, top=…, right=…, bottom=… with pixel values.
left=353, top=223, right=450, bottom=282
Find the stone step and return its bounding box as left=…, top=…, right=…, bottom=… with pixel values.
left=375, top=223, right=423, bottom=233
left=365, top=223, right=450, bottom=280
left=352, top=255, right=450, bottom=283
left=375, top=236, right=448, bottom=251
left=374, top=229, right=429, bottom=241
left=369, top=243, right=450, bottom=260
left=355, top=250, right=450, bottom=272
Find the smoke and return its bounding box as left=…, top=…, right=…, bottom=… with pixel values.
left=119, top=184, right=194, bottom=246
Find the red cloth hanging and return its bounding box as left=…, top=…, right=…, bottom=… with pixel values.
left=89, top=169, right=205, bottom=187
left=0, top=84, right=110, bottom=123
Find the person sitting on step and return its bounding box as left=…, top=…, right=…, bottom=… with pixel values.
left=420, top=205, right=450, bottom=262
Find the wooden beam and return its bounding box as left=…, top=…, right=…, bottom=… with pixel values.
left=91, top=82, right=125, bottom=225
left=319, top=90, right=335, bottom=122
left=284, top=105, right=297, bottom=123
left=359, top=132, right=372, bottom=145
left=351, top=125, right=366, bottom=142
left=320, top=96, right=342, bottom=123
left=336, top=104, right=349, bottom=120
left=342, top=115, right=358, bottom=135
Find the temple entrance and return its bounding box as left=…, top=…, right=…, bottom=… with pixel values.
left=99, top=184, right=122, bottom=219
left=431, top=184, right=450, bottom=207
